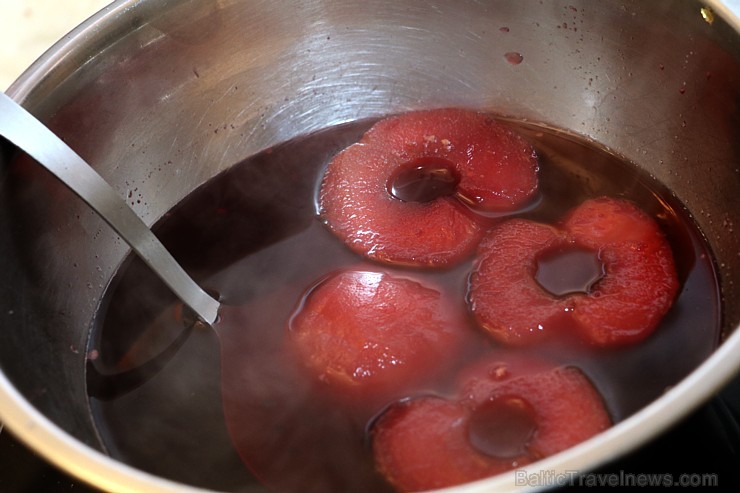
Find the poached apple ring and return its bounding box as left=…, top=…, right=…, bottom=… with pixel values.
left=371, top=356, right=611, bottom=492
left=319, top=108, right=539, bottom=267
left=468, top=197, right=680, bottom=347
left=288, top=269, right=467, bottom=406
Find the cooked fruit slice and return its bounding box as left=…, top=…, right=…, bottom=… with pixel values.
left=372, top=397, right=515, bottom=492
left=468, top=219, right=568, bottom=346
left=289, top=269, right=466, bottom=405
left=319, top=144, right=484, bottom=267
left=372, top=361, right=611, bottom=492
left=469, top=197, right=679, bottom=347
left=455, top=352, right=557, bottom=403
left=563, top=197, right=680, bottom=346
left=359, top=108, right=539, bottom=212
left=319, top=108, right=539, bottom=267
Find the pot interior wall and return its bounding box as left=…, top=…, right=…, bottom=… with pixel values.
left=0, top=0, right=738, bottom=485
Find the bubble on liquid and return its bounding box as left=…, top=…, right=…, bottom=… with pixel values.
left=504, top=52, right=524, bottom=65
left=489, top=365, right=509, bottom=380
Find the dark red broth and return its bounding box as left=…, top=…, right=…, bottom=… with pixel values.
left=87, top=118, right=720, bottom=492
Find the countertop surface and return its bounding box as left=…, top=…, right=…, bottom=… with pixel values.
left=0, top=0, right=112, bottom=91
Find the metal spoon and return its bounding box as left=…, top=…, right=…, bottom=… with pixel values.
left=0, top=91, right=220, bottom=326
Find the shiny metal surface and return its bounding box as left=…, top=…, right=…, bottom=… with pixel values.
left=0, top=91, right=219, bottom=325
left=0, top=0, right=738, bottom=492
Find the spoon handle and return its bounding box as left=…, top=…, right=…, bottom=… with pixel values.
left=0, top=91, right=220, bottom=325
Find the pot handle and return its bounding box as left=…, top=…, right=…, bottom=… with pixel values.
left=0, top=91, right=220, bottom=325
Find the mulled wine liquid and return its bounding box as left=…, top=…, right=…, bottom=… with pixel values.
left=88, top=118, right=721, bottom=492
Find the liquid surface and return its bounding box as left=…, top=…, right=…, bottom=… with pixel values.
left=467, top=397, right=537, bottom=459
left=535, top=246, right=604, bottom=297
left=88, top=118, right=721, bottom=492
left=388, top=157, right=460, bottom=203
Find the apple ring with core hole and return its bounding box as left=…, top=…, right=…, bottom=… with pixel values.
left=468, top=197, right=679, bottom=347
left=319, top=108, right=539, bottom=267
left=371, top=357, right=610, bottom=492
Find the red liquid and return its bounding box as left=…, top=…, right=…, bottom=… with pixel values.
left=535, top=245, right=603, bottom=297
left=88, top=118, right=721, bottom=492
left=467, top=397, right=538, bottom=459
left=388, top=157, right=460, bottom=203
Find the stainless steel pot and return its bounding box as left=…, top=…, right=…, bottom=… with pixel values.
left=0, top=1, right=738, bottom=492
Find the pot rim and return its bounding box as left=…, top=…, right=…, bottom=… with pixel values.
left=1, top=1, right=739, bottom=492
